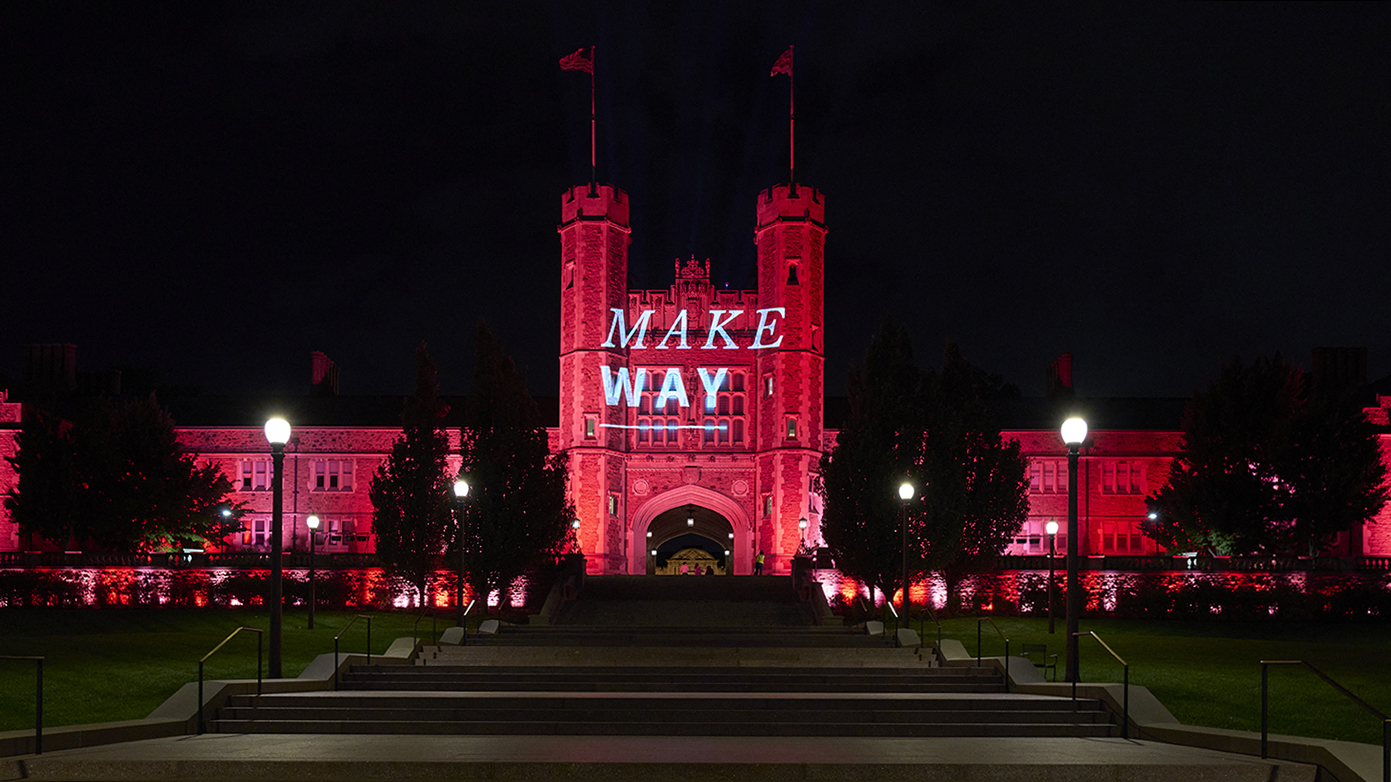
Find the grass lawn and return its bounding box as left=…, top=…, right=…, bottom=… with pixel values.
left=0, top=608, right=456, bottom=733
left=926, top=615, right=1391, bottom=746
left=3, top=609, right=1389, bottom=747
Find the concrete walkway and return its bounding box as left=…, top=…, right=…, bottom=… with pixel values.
left=1, top=733, right=1315, bottom=781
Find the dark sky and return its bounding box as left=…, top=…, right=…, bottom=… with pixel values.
left=4, top=3, right=1389, bottom=403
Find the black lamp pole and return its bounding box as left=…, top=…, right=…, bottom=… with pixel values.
left=453, top=479, right=470, bottom=631
left=269, top=441, right=285, bottom=678
left=1046, top=522, right=1057, bottom=634
left=1062, top=417, right=1087, bottom=683
left=306, top=516, right=318, bottom=630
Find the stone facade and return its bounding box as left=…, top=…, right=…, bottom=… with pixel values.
left=2, top=182, right=1389, bottom=568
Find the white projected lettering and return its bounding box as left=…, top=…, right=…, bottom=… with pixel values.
left=597, top=308, right=785, bottom=408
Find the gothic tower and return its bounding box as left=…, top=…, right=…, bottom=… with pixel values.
left=753, top=184, right=826, bottom=572
left=558, top=184, right=631, bottom=572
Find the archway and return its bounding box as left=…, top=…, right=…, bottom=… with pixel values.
left=628, top=485, right=754, bottom=575
left=646, top=505, right=732, bottom=575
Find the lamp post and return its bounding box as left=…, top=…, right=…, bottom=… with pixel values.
left=264, top=417, right=291, bottom=679
left=305, top=515, right=319, bottom=630
left=798, top=517, right=808, bottom=551
left=1061, top=416, right=1087, bottom=683
left=453, top=478, right=469, bottom=629
left=1045, top=519, right=1058, bottom=634
left=898, top=482, right=914, bottom=632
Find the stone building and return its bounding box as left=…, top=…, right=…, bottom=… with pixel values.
left=2, top=182, right=1390, bottom=569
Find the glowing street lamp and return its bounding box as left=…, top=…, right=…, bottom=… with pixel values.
left=898, top=482, right=914, bottom=632
left=798, top=517, right=809, bottom=549
left=305, top=515, right=320, bottom=630
left=1045, top=519, right=1059, bottom=634
left=453, top=478, right=469, bottom=629
left=1061, top=416, right=1087, bottom=682
left=263, top=417, right=291, bottom=678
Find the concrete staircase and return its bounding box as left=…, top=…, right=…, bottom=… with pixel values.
left=208, top=575, right=1119, bottom=739
left=553, top=574, right=817, bottom=626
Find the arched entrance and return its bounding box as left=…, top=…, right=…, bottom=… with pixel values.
left=646, top=505, right=733, bottom=575
left=628, top=486, right=754, bottom=575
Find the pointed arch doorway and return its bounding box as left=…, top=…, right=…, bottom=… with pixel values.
left=628, top=486, right=753, bottom=575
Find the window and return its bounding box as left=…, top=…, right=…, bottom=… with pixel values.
left=584, top=417, right=596, bottom=438
left=608, top=494, right=618, bottom=516
left=239, top=459, right=271, bottom=491
left=1028, top=461, right=1067, bottom=493
left=763, top=495, right=773, bottom=517
left=1102, top=461, right=1146, bottom=494
left=786, top=418, right=797, bottom=439
left=765, top=375, right=774, bottom=397
left=313, top=460, right=354, bottom=492
left=242, top=518, right=269, bottom=546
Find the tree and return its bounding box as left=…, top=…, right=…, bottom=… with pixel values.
left=4, top=395, right=242, bottom=551
left=818, top=321, right=924, bottom=603
left=4, top=410, right=83, bottom=548
left=369, top=344, right=455, bottom=603
left=457, top=322, right=573, bottom=613
left=1144, top=355, right=1388, bottom=556
left=915, top=344, right=1030, bottom=606
left=819, top=325, right=1029, bottom=612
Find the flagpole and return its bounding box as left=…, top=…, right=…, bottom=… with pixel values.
left=789, top=45, right=795, bottom=187
left=590, top=45, right=597, bottom=188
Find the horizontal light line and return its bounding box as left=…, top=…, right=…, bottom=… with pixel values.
left=599, top=424, right=728, bottom=431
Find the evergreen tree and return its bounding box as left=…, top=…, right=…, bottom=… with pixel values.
left=819, top=324, right=1029, bottom=611
left=818, top=321, right=923, bottom=603
left=5, top=395, right=242, bottom=551
left=1144, top=355, right=1387, bottom=555
left=457, top=322, right=573, bottom=614
left=916, top=344, right=1030, bottom=605
left=369, top=344, right=455, bottom=603
left=4, top=410, right=83, bottom=547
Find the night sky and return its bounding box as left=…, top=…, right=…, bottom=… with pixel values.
left=4, top=3, right=1389, bottom=404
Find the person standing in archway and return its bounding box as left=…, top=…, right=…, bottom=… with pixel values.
left=754, top=550, right=765, bottom=575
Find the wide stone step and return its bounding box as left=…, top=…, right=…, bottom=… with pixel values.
left=227, top=693, right=1078, bottom=711
left=209, top=718, right=1116, bottom=738
left=219, top=705, right=1109, bottom=725
left=341, top=679, right=1007, bottom=693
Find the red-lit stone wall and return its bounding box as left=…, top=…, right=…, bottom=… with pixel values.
left=1003, top=430, right=1183, bottom=557
left=176, top=426, right=460, bottom=555
left=0, top=392, right=21, bottom=551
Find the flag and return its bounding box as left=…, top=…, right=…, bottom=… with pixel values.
left=770, top=47, right=792, bottom=77
left=560, top=47, right=593, bottom=74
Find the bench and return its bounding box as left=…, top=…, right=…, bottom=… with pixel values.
left=438, top=627, right=466, bottom=646
left=866, top=620, right=885, bottom=637
left=477, top=619, right=501, bottom=635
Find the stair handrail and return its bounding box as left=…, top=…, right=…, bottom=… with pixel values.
left=1, top=655, right=43, bottom=754
left=1260, top=659, right=1388, bottom=782
left=196, top=627, right=262, bottom=735
left=976, top=617, right=1010, bottom=693
left=333, top=614, right=372, bottom=690
left=1072, top=631, right=1129, bottom=739
left=411, top=605, right=438, bottom=647
left=915, top=602, right=942, bottom=650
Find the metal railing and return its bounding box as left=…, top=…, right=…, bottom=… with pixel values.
left=411, top=605, right=438, bottom=650
left=914, top=603, right=942, bottom=650
left=1, top=655, right=43, bottom=754
left=976, top=617, right=1010, bottom=693
left=196, top=627, right=262, bottom=735
left=1072, top=631, right=1129, bottom=739
left=1260, top=660, right=1388, bottom=782
left=333, top=614, right=372, bottom=690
